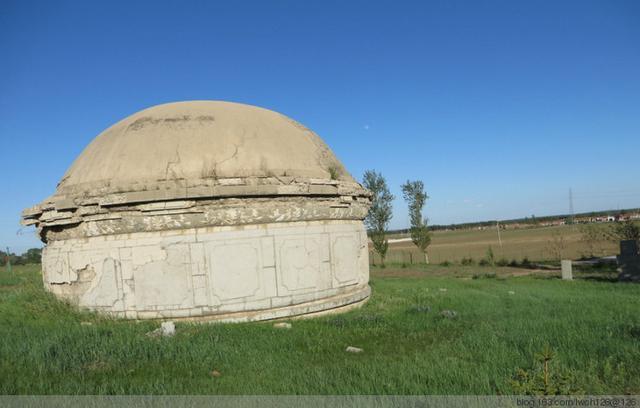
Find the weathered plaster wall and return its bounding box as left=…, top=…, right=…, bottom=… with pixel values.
left=42, top=220, right=370, bottom=321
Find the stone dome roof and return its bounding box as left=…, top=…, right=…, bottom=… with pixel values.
left=57, top=100, right=353, bottom=198
left=22, top=101, right=370, bottom=240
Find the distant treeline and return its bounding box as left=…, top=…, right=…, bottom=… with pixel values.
left=0, top=248, right=42, bottom=266
left=389, top=207, right=640, bottom=234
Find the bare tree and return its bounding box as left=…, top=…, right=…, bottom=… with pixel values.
left=401, top=180, right=431, bottom=264
left=362, top=170, right=394, bottom=266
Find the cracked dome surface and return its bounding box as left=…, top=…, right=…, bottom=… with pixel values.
left=56, top=100, right=353, bottom=198
left=22, top=100, right=370, bottom=241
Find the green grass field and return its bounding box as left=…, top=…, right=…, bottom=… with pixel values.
left=376, top=224, right=619, bottom=265
left=1, top=264, right=639, bottom=395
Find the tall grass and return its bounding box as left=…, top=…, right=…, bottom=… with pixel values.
left=1, top=264, right=639, bottom=394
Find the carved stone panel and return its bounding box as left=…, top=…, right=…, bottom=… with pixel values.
left=81, top=257, right=121, bottom=307
left=132, top=244, right=193, bottom=310
left=207, top=240, right=261, bottom=301
left=275, top=234, right=331, bottom=295
left=331, top=234, right=360, bottom=287
left=43, top=247, right=71, bottom=284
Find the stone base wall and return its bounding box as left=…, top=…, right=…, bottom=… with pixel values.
left=42, top=220, right=370, bottom=321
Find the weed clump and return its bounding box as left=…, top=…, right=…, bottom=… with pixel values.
left=484, top=246, right=495, bottom=266
left=327, top=165, right=341, bottom=180
left=327, top=314, right=386, bottom=329
left=472, top=272, right=497, bottom=279
left=407, top=305, right=431, bottom=314
left=510, top=345, right=582, bottom=395
left=496, top=258, right=509, bottom=267
left=461, top=257, right=475, bottom=266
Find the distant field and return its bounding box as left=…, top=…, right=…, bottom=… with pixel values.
left=372, top=224, right=620, bottom=265
left=1, top=264, right=638, bottom=394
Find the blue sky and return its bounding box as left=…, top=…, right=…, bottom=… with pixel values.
left=1, top=0, right=639, bottom=253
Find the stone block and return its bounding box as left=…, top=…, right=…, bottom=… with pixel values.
left=189, top=243, right=207, bottom=276
left=207, top=240, right=262, bottom=300
left=561, top=260, right=573, bottom=280
left=133, top=244, right=193, bottom=310
left=621, top=240, right=639, bottom=256
left=331, top=234, right=360, bottom=287
left=276, top=235, right=331, bottom=295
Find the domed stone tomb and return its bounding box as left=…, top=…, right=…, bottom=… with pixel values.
left=22, top=101, right=371, bottom=321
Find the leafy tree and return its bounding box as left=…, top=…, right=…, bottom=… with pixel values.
left=608, top=220, right=640, bottom=245
left=401, top=180, right=431, bottom=264
left=0, top=250, right=23, bottom=267
left=24, top=248, right=42, bottom=264
left=362, top=170, right=394, bottom=266
left=0, top=248, right=42, bottom=266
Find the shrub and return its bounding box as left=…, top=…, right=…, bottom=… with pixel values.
left=485, top=246, right=495, bottom=266
left=608, top=220, right=640, bottom=244
left=327, top=165, right=341, bottom=180
left=472, top=272, right=496, bottom=279
left=509, top=345, right=582, bottom=395
left=407, top=305, right=431, bottom=314
left=496, top=258, right=509, bottom=267
left=479, top=259, right=490, bottom=266
left=461, top=257, right=475, bottom=265
left=440, top=260, right=451, bottom=267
